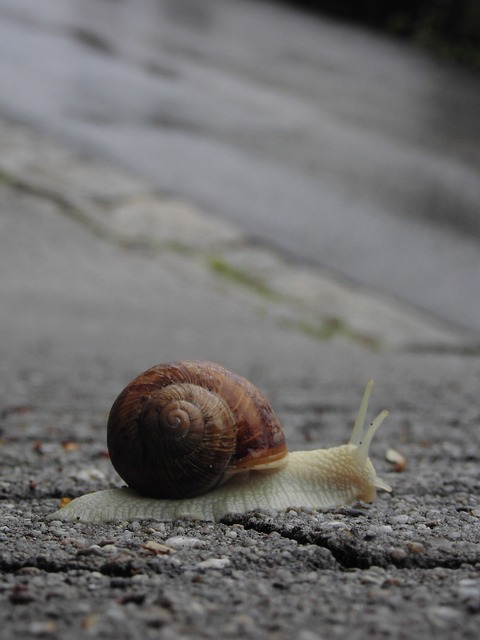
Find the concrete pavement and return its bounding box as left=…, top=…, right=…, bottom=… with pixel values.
left=0, top=117, right=479, bottom=639
left=2, top=0, right=480, bottom=332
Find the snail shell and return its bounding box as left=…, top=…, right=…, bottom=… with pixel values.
left=107, top=361, right=288, bottom=499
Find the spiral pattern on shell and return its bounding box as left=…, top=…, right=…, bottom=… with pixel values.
left=107, top=361, right=288, bottom=499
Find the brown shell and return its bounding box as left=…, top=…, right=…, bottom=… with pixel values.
left=107, top=361, right=288, bottom=499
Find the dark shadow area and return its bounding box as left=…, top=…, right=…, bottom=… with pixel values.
left=280, top=0, right=480, bottom=69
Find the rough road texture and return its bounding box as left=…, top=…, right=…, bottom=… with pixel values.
left=0, top=118, right=479, bottom=639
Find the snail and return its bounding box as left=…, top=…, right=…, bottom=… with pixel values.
left=49, top=360, right=391, bottom=523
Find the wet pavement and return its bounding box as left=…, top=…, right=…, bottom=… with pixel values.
left=0, top=0, right=480, bottom=332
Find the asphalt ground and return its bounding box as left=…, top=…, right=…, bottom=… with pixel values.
left=0, top=118, right=479, bottom=639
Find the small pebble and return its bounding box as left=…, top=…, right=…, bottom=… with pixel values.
left=323, top=521, right=349, bottom=530
left=28, top=621, right=58, bottom=636
left=406, top=542, right=425, bottom=554
left=141, top=540, right=174, bottom=555
left=164, top=536, right=205, bottom=549
left=391, top=515, right=413, bottom=525
left=100, top=544, right=119, bottom=554
left=379, top=525, right=393, bottom=534
left=75, top=468, right=106, bottom=482
left=195, top=557, right=231, bottom=570
left=146, top=523, right=166, bottom=534
left=390, top=547, right=408, bottom=562
left=427, top=606, right=461, bottom=625
left=105, top=605, right=128, bottom=623
left=78, top=545, right=102, bottom=556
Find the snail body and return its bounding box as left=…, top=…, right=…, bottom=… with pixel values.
left=49, top=361, right=391, bottom=523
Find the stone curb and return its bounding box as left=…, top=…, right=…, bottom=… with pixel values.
left=0, top=117, right=475, bottom=352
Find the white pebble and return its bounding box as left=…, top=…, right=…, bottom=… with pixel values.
left=323, top=521, right=349, bottom=530
left=391, top=515, right=413, bottom=525
left=100, top=544, right=118, bottom=553
left=75, top=468, right=106, bottom=482
left=196, top=557, right=231, bottom=570
left=164, top=536, right=206, bottom=549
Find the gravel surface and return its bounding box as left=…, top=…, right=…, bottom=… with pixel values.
left=0, top=118, right=479, bottom=639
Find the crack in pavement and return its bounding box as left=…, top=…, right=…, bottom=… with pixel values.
left=221, top=512, right=480, bottom=571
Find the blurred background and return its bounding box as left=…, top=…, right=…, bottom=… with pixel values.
left=1, top=0, right=479, bottom=333
left=288, top=0, right=480, bottom=69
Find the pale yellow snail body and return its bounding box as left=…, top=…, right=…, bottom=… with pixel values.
left=49, top=361, right=391, bottom=523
